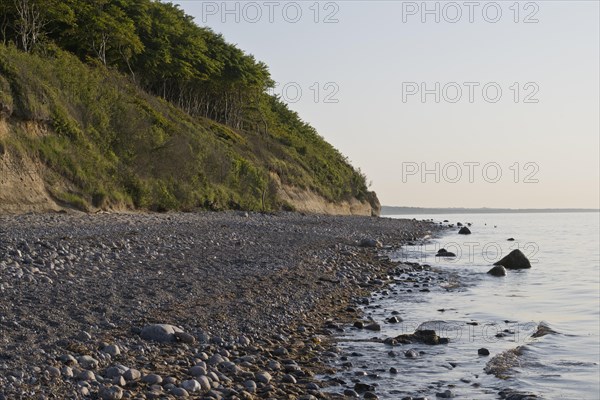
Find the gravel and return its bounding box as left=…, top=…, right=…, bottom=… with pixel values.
left=0, top=211, right=439, bottom=398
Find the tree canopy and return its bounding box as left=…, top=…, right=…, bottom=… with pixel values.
left=1, top=0, right=276, bottom=128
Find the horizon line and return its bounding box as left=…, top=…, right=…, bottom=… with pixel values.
left=381, top=206, right=600, bottom=214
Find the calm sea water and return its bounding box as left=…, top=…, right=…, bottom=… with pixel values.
left=328, top=212, right=600, bottom=399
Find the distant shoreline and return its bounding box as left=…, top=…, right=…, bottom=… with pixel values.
left=382, top=206, right=600, bottom=215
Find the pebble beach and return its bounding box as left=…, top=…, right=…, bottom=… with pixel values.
left=0, top=211, right=441, bottom=399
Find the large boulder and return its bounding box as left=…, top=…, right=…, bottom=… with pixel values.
left=458, top=227, right=471, bottom=235
left=140, top=324, right=184, bottom=343
left=394, top=329, right=449, bottom=345
left=487, top=265, right=507, bottom=277
left=494, top=249, right=531, bottom=269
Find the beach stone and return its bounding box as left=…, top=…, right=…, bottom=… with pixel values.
left=76, top=331, right=92, bottom=341
left=147, top=390, right=163, bottom=399
left=494, top=249, right=531, bottom=269
left=78, top=355, right=99, bottom=369
left=458, top=227, right=471, bottom=234
left=395, top=329, right=448, bottom=345
left=359, top=238, right=381, bottom=248
left=78, top=370, right=96, bottom=381
left=171, top=387, right=189, bottom=397
left=354, top=382, right=375, bottom=392
left=238, top=335, right=251, bottom=346
left=197, top=375, right=211, bottom=390
left=405, top=349, right=419, bottom=358
left=174, top=331, right=196, bottom=344
left=243, top=380, right=257, bottom=393
left=47, top=366, right=61, bottom=378
left=123, top=368, right=141, bottom=381
left=256, top=371, right=272, bottom=384
left=343, top=389, right=360, bottom=397
left=207, top=371, right=219, bottom=382
left=531, top=323, right=558, bottom=338
left=140, top=324, right=183, bottom=343
left=436, top=390, right=454, bottom=398
left=113, top=376, right=126, bottom=386
left=103, top=345, right=121, bottom=357
left=478, top=348, right=490, bottom=356
left=389, top=367, right=398, bottom=374
left=164, top=376, right=178, bottom=385
left=59, top=354, right=77, bottom=365
left=274, top=346, right=289, bottom=356
left=61, top=366, right=73, bottom=378
left=99, top=385, right=124, bottom=400
left=365, top=322, right=381, bottom=331
left=207, top=389, right=223, bottom=399
left=189, top=365, right=206, bottom=376
left=142, top=374, right=163, bottom=385
left=267, top=360, right=281, bottom=370
left=365, top=392, right=379, bottom=399
left=282, top=374, right=296, bottom=384
left=436, top=249, right=456, bottom=257
left=209, top=354, right=225, bottom=365
left=497, top=389, right=539, bottom=399
left=181, top=379, right=201, bottom=393
left=105, top=365, right=128, bottom=378
left=487, top=265, right=507, bottom=277
left=218, top=361, right=238, bottom=374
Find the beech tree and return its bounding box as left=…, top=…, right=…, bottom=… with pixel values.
left=13, top=0, right=46, bottom=52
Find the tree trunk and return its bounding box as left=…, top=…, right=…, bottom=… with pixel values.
left=14, top=0, right=44, bottom=52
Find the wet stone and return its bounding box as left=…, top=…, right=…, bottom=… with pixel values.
left=436, top=390, right=455, bottom=398
left=404, top=349, right=419, bottom=358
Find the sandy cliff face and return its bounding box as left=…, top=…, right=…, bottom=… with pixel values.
left=0, top=121, right=60, bottom=213
left=272, top=173, right=380, bottom=217
left=276, top=184, right=371, bottom=216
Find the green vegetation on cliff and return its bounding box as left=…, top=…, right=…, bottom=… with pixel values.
left=0, top=0, right=375, bottom=212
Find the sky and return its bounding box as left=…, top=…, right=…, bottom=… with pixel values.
left=173, top=0, right=600, bottom=209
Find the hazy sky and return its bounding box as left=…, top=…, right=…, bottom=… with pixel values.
left=173, top=1, right=599, bottom=208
